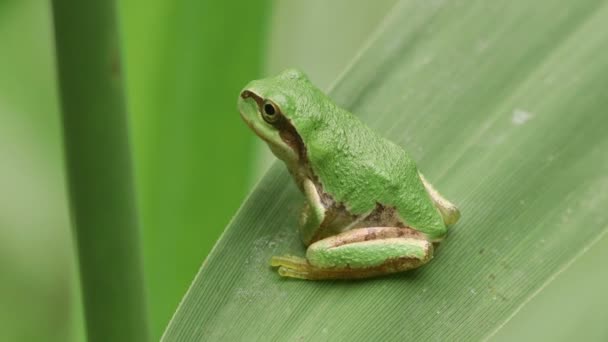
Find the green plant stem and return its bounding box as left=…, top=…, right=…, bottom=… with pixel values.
left=51, top=1, right=149, bottom=341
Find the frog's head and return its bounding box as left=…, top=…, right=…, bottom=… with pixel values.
left=238, top=69, right=318, bottom=165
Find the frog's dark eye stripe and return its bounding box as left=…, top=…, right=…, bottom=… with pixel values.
left=262, top=100, right=280, bottom=123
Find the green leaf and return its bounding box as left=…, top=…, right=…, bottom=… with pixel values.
left=163, top=0, right=608, bottom=340
left=120, top=1, right=271, bottom=338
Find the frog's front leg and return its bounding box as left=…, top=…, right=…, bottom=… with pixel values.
left=271, top=227, right=433, bottom=280
left=297, top=178, right=327, bottom=244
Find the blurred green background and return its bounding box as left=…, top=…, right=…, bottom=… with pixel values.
left=2, top=0, right=607, bottom=341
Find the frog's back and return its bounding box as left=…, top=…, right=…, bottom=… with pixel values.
left=304, top=106, right=446, bottom=239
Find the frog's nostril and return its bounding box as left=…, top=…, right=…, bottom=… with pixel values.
left=240, top=90, right=264, bottom=107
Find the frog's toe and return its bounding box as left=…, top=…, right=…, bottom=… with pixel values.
left=270, top=255, right=314, bottom=279
left=270, top=255, right=309, bottom=268
left=277, top=266, right=313, bottom=279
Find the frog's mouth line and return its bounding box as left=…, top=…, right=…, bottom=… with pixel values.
left=238, top=101, right=268, bottom=143
left=242, top=117, right=269, bottom=144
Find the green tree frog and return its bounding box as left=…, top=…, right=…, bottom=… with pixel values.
left=238, top=69, right=460, bottom=280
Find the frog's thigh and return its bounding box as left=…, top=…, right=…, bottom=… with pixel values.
left=274, top=227, right=433, bottom=280
left=308, top=228, right=432, bottom=269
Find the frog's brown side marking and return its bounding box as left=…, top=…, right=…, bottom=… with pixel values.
left=309, top=199, right=364, bottom=241
left=356, top=203, right=408, bottom=229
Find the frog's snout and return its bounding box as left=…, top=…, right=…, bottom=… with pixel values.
left=238, top=90, right=261, bottom=129
left=240, top=89, right=263, bottom=105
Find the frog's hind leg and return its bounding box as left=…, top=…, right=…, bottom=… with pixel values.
left=419, top=173, right=460, bottom=225
left=270, top=227, right=433, bottom=280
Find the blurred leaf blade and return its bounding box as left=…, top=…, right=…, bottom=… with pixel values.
left=121, top=1, right=271, bottom=338
left=163, top=0, right=608, bottom=340
left=51, top=0, right=149, bottom=340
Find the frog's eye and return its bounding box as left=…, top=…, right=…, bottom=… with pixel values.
left=261, top=100, right=280, bottom=123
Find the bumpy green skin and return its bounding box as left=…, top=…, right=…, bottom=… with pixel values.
left=242, top=69, right=446, bottom=240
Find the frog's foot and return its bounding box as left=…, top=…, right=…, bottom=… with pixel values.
left=270, top=227, right=434, bottom=280
left=419, top=173, right=460, bottom=225
left=270, top=255, right=309, bottom=270
left=270, top=255, right=317, bottom=279
left=271, top=255, right=343, bottom=280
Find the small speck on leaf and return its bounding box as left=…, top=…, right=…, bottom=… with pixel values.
left=512, top=109, right=534, bottom=125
